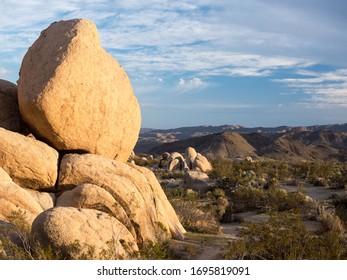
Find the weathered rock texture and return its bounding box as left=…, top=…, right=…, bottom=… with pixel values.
left=167, top=152, right=187, bottom=171
left=0, top=128, right=59, bottom=190
left=26, top=189, right=55, bottom=211
left=0, top=179, right=46, bottom=225
left=0, top=167, right=12, bottom=183
left=56, top=183, right=136, bottom=239
left=192, top=153, right=212, bottom=173
left=0, top=79, right=21, bottom=132
left=18, top=19, right=141, bottom=162
left=185, top=147, right=197, bottom=170
left=31, top=207, right=138, bottom=259
left=58, top=153, right=185, bottom=243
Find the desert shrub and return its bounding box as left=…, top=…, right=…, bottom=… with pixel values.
left=329, top=165, right=347, bottom=189
left=206, top=188, right=225, bottom=200
left=185, top=189, right=199, bottom=201
left=224, top=212, right=346, bottom=260
left=163, top=186, right=203, bottom=201
left=228, top=186, right=313, bottom=214
left=0, top=210, right=59, bottom=260
left=230, top=186, right=266, bottom=213
left=209, top=157, right=234, bottom=179
left=138, top=240, right=176, bottom=260
left=118, top=237, right=175, bottom=260
left=315, top=206, right=345, bottom=237
left=264, top=177, right=279, bottom=189
left=160, top=170, right=185, bottom=180
left=172, top=200, right=220, bottom=234
left=163, top=186, right=185, bottom=199
left=133, top=155, right=159, bottom=168
left=333, top=196, right=347, bottom=224
left=291, top=162, right=347, bottom=187
left=267, top=188, right=312, bottom=212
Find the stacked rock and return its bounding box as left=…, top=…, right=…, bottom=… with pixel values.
left=0, top=19, right=185, bottom=259
left=165, top=147, right=212, bottom=173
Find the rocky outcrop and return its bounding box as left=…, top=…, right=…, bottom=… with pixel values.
left=192, top=153, right=212, bottom=173
left=167, top=152, right=187, bottom=171
left=1, top=18, right=185, bottom=260
left=0, top=79, right=21, bottom=132
left=18, top=19, right=141, bottom=162
left=163, top=148, right=212, bottom=173
left=185, top=147, right=197, bottom=169
left=0, top=128, right=59, bottom=191
left=31, top=207, right=138, bottom=259
left=58, top=153, right=185, bottom=243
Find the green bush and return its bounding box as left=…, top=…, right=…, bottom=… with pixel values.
left=0, top=210, right=59, bottom=260
left=228, top=185, right=312, bottom=214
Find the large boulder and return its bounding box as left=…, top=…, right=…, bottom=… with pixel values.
left=183, top=171, right=211, bottom=193
left=58, top=153, right=185, bottom=243
left=56, top=183, right=136, bottom=239
left=31, top=207, right=138, bottom=259
left=167, top=152, right=187, bottom=171
left=0, top=79, right=21, bottom=132
left=0, top=128, right=59, bottom=191
left=17, top=19, right=141, bottom=162
left=192, top=153, right=212, bottom=173
left=185, top=147, right=197, bottom=169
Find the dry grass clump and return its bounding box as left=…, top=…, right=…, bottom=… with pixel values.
left=172, top=200, right=221, bottom=234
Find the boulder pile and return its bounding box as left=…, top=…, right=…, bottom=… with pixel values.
left=0, top=19, right=185, bottom=259
left=162, top=147, right=212, bottom=173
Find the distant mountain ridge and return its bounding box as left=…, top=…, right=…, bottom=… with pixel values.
left=135, top=123, right=347, bottom=158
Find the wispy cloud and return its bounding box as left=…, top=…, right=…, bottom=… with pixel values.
left=1, top=0, right=347, bottom=116
left=0, top=67, right=10, bottom=76
left=274, top=69, right=347, bottom=108
left=1, top=0, right=338, bottom=82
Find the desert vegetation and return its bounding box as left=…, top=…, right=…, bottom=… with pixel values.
left=152, top=156, right=347, bottom=259
left=2, top=151, right=347, bottom=260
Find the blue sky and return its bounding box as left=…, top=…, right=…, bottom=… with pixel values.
left=1, top=0, right=346, bottom=129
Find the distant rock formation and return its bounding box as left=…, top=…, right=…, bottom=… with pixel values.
left=164, top=147, right=212, bottom=173
left=0, top=19, right=185, bottom=259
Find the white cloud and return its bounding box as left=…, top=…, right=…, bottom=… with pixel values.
left=0, top=0, right=329, bottom=81
left=1, top=0, right=346, bottom=87
left=178, top=77, right=207, bottom=91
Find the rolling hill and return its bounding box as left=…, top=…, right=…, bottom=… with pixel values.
left=135, top=124, right=347, bottom=162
